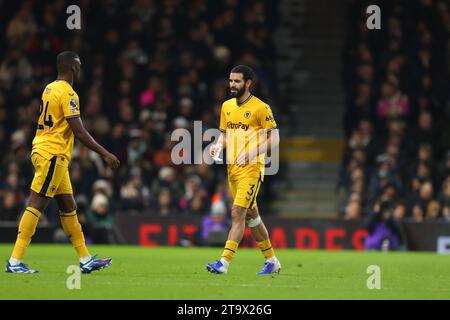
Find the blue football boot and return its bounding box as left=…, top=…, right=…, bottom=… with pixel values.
left=257, top=258, right=281, bottom=275
left=206, top=260, right=228, bottom=274
left=80, top=255, right=112, bottom=274
left=5, top=262, right=38, bottom=274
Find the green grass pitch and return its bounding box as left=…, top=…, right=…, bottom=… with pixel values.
left=0, top=244, right=449, bottom=299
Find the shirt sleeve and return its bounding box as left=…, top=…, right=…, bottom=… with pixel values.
left=61, top=92, right=81, bottom=119
left=219, top=104, right=226, bottom=132
left=258, top=104, right=277, bottom=131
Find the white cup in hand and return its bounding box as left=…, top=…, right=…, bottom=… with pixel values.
left=211, top=144, right=223, bottom=162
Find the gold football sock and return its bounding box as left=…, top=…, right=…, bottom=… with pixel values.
left=60, top=211, right=89, bottom=258
left=11, top=207, right=41, bottom=260
left=258, top=239, right=275, bottom=260
left=221, top=240, right=239, bottom=263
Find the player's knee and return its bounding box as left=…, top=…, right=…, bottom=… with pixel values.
left=59, top=206, right=77, bottom=215
left=247, top=216, right=262, bottom=228
left=231, top=205, right=247, bottom=222
left=28, top=192, right=49, bottom=212
left=246, top=207, right=259, bottom=219
left=55, top=194, right=77, bottom=213
left=57, top=198, right=77, bottom=214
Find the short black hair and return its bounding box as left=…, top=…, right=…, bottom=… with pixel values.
left=231, top=65, right=255, bottom=82
left=56, top=51, right=80, bottom=73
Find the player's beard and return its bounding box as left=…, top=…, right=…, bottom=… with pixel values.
left=230, top=86, right=246, bottom=99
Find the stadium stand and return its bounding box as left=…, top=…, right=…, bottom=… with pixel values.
left=0, top=0, right=279, bottom=227
left=339, top=0, right=450, bottom=222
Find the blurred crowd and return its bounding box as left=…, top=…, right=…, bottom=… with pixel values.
left=340, top=0, right=450, bottom=228
left=0, top=0, right=279, bottom=235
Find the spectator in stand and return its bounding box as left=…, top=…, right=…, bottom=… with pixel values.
left=200, top=200, right=229, bottom=246
left=365, top=201, right=403, bottom=251
left=414, top=111, right=437, bottom=145
left=344, top=199, right=362, bottom=220
left=368, top=155, right=403, bottom=204
left=150, top=166, right=183, bottom=207
left=358, top=119, right=376, bottom=161
left=179, top=174, right=205, bottom=212
left=0, top=189, right=22, bottom=221
left=376, top=77, right=410, bottom=121
left=341, top=0, right=449, bottom=223
left=438, top=177, right=450, bottom=221
left=393, top=202, right=407, bottom=221
left=410, top=181, right=434, bottom=222
left=437, top=151, right=450, bottom=188
left=87, top=193, right=115, bottom=244
left=425, top=200, right=441, bottom=220
left=119, top=167, right=150, bottom=212
left=155, top=188, right=177, bottom=216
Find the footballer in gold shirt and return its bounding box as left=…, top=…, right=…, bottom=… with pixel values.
left=6, top=52, right=120, bottom=274
left=30, top=79, right=81, bottom=197
left=206, top=65, right=282, bottom=275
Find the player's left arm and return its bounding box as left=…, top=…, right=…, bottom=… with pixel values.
left=67, top=117, right=120, bottom=170
left=236, top=104, right=279, bottom=166
left=61, top=93, right=120, bottom=170
left=263, top=128, right=280, bottom=151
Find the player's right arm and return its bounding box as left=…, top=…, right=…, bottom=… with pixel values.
left=67, top=117, right=120, bottom=170
left=210, top=104, right=227, bottom=157
left=210, top=131, right=226, bottom=158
